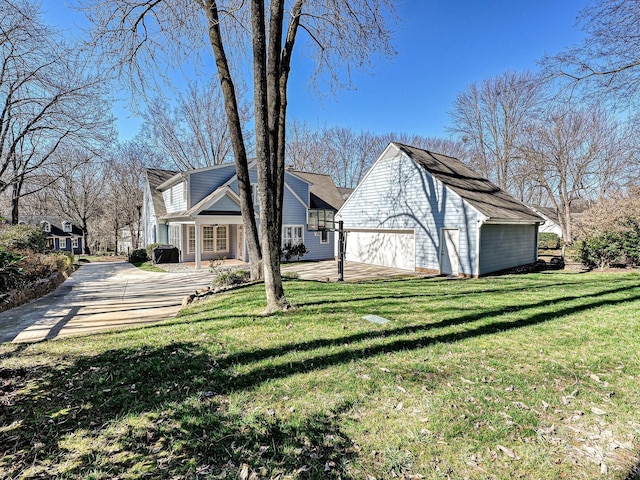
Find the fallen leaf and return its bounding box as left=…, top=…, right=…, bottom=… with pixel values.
left=591, top=407, right=607, bottom=415
left=397, top=385, right=407, bottom=393
left=380, top=368, right=391, bottom=373
left=497, top=445, right=520, bottom=460
left=600, top=462, right=608, bottom=474
left=239, top=463, right=250, bottom=480
left=460, top=377, right=475, bottom=384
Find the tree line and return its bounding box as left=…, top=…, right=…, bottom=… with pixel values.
left=2, top=0, right=640, bottom=308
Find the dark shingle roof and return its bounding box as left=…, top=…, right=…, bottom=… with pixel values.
left=287, top=170, right=345, bottom=211
left=146, top=168, right=176, bottom=217
left=394, top=143, right=542, bottom=223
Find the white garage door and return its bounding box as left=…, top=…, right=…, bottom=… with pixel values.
left=345, top=230, right=415, bottom=271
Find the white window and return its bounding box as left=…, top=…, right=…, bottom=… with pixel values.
left=187, top=225, right=196, bottom=253
left=203, top=226, right=215, bottom=252
left=283, top=225, right=303, bottom=247
left=320, top=230, right=329, bottom=244
left=216, top=225, right=228, bottom=252
left=168, top=225, right=181, bottom=249
left=42, top=221, right=51, bottom=233
left=62, top=221, right=72, bottom=233
left=72, top=238, right=79, bottom=249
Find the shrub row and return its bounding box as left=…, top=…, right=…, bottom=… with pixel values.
left=579, top=218, right=640, bottom=268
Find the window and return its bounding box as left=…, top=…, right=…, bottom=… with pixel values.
left=169, top=225, right=181, bottom=249
left=187, top=225, right=196, bottom=253
left=320, top=230, right=329, bottom=244
left=203, top=226, right=215, bottom=252
left=72, top=238, right=79, bottom=249
left=62, top=221, right=72, bottom=233
left=216, top=225, right=228, bottom=252
left=47, top=238, right=54, bottom=249
left=283, top=225, right=303, bottom=247
left=42, top=221, right=51, bottom=233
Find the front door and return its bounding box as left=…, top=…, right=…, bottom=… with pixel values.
left=237, top=225, right=245, bottom=261
left=440, top=228, right=460, bottom=276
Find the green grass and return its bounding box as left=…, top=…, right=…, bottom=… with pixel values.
left=133, top=261, right=167, bottom=272
left=1, top=271, right=639, bottom=479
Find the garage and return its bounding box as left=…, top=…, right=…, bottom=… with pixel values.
left=345, top=229, right=415, bottom=271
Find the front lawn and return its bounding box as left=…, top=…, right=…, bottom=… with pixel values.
left=1, top=272, right=639, bottom=479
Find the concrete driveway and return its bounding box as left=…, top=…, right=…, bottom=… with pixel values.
left=0, top=262, right=215, bottom=343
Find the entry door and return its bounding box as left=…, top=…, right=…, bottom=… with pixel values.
left=237, top=225, right=245, bottom=261
left=440, top=228, right=460, bottom=276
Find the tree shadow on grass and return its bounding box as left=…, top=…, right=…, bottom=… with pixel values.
left=0, top=343, right=357, bottom=479
left=2, top=279, right=639, bottom=478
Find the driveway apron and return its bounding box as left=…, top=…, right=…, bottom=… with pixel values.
left=0, top=262, right=214, bottom=343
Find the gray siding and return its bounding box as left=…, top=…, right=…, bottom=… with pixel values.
left=189, top=165, right=236, bottom=205
left=338, top=150, right=480, bottom=275
left=479, top=224, right=538, bottom=274
left=285, top=171, right=309, bottom=206
left=302, top=230, right=336, bottom=260
left=210, top=194, right=240, bottom=212
left=282, top=187, right=307, bottom=225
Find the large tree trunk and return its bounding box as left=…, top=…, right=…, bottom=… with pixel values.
left=205, top=0, right=262, bottom=280
left=11, top=180, right=22, bottom=225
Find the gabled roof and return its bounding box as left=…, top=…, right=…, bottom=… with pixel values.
left=146, top=168, right=176, bottom=217
left=287, top=170, right=345, bottom=211
left=530, top=205, right=560, bottom=225
left=394, top=143, right=543, bottom=223
left=18, top=215, right=83, bottom=237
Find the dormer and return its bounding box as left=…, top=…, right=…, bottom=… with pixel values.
left=42, top=221, right=51, bottom=233
left=62, top=221, right=72, bottom=233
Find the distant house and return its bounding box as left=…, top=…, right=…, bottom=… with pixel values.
left=19, top=215, right=84, bottom=254
left=337, top=143, right=543, bottom=277
left=528, top=206, right=563, bottom=237
left=142, top=163, right=344, bottom=267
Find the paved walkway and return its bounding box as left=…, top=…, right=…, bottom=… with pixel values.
left=0, top=262, right=215, bottom=343
left=0, top=260, right=423, bottom=344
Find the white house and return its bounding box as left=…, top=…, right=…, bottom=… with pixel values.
left=528, top=205, right=563, bottom=237
left=142, top=163, right=343, bottom=268
left=337, top=143, right=543, bottom=277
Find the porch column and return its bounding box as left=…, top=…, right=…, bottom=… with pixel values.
left=195, top=223, right=202, bottom=269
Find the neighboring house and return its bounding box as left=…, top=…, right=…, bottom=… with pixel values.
left=528, top=206, right=563, bottom=237
left=142, top=163, right=343, bottom=267
left=19, top=215, right=84, bottom=254
left=337, top=143, right=543, bottom=277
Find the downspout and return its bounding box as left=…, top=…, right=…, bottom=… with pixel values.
left=476, top=216, right=488, bottom=277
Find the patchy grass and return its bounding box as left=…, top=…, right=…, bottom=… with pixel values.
left=1, top=272, right=639, bottom=479
left=133, top=261, right=167, bottom=273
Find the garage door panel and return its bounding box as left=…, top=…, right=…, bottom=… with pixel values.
left=346, top=231, right=415, bottom=271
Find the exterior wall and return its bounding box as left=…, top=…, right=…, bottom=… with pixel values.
left=285, top=171, right=310, bottom=205
left=539, top=219, right=563, bottom=237
left=298, top=230, right=335, bottom=261
left=162, top=181, right=188, bottom=213
left=210, top=194, right=240, bottom=212
left=189, top=165, right=236, bottom=205
left=338, top=149, right=480, bottom=275
left=478, top=224, right=538, bottom=275
left=142, top=181, right=156, bottom=247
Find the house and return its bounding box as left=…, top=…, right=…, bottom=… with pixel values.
left=19, top=215, right=84, bottom=254
left=528, top=206, right=563, bottom=237
left=142, top=163, right=343, bottom=267
left=336, top=143, right=543, bottom=277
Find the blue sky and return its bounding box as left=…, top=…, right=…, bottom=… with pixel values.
left=42, top=0, right=586, bottom=141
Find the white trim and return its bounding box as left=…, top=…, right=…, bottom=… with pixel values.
left=282, top=224, right=304, bottom=247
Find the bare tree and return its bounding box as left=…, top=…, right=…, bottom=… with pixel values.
left=543, top=0, right=640, bottom=104
left=449, top=71, right=545, bottom=195
left=83, top=0, right=396, bottom=313
left=48, top=148, right=106, bottom=254
left=0, top=0, right=113, bottom=224
left=143, top=79, right=252, bottom=169
left=520, top=103, right=630, bottom=242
